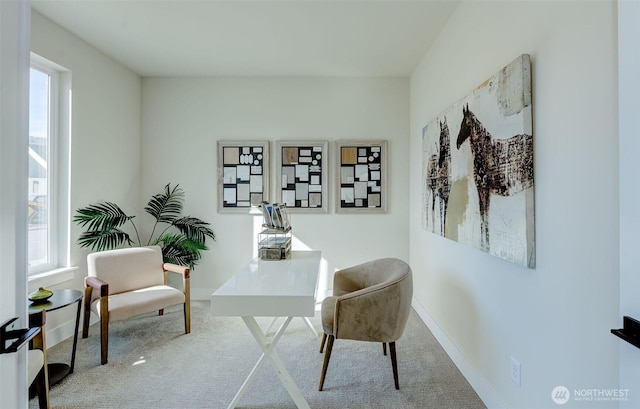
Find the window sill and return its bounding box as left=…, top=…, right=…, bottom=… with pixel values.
left=28, top=266, right=78, bottom=292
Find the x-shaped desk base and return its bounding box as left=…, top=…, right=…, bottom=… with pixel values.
left=265, top=316, right=318, bottom=338
left=227, top=316, right=311, bottom=409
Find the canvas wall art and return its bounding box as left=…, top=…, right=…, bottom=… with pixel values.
left=217, top=141, right=269, bottom=212
left=335, top=140, right=387, bottom=213
left=422, top=54, right=535, bottom=268
left=276, top=141, right=328, bottom=213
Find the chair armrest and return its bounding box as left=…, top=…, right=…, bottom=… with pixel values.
left=83, top=277, right=109, bottom=340
left=163, top=263, right=190, bottom=299
left=85, top=276, right=109, bottom=297
left=333, top=283, right=404, bottom=343
left=163, top=263, right=190, bottom=279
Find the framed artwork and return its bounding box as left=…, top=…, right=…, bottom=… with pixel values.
left=335, top=140, right=388, bottom=214
left=276, top=141, right=328, bottom=213
left=422, top=54, right=534, bottom=268
left=217, top=141, right=269, bottom=213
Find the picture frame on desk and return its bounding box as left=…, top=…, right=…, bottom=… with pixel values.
left=217, top=141, right=270, bottom=213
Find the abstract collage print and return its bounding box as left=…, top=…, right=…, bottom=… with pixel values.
left=280, top=145, right=324, bottom=208
left=339, top=145, right=383, bottom=208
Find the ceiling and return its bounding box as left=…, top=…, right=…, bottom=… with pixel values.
left=31, top=0, right=459, bottom=77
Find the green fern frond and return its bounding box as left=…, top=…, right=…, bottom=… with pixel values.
left=155, top=233, right=203, bottom=267
left=77, top=229, right=133, bottom=251
left=172, top=216, right=215, bottom=245
left=144, top=183, right=184, bottom=224
left=73, top=202, right=133, bottom=232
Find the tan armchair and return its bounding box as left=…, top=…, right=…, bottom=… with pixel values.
left=318, top=258, right=413, bottom=391
left=82, top=246, right=190, bottom=364
left=28, top=309, right=49, bottom=409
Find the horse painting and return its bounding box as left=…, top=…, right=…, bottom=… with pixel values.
left=425, top=118, right=452, bottom=236
left=456, top=104, right=533, bottom=251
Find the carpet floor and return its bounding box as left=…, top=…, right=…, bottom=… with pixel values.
left=31, top=301, right=485, bottom=409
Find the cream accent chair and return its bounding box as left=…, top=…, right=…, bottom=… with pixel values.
left=82, top=246, right=191, bottom=365
left=28, top=309, right=49, bottom=409
left=318, top=258, right=413, bottom=391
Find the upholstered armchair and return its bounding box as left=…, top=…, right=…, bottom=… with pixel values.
left=28, top=309, right=49, bottom=409
left=82, top=246, right=191, bottom=364
left=318, top=258, right=413, bottom=391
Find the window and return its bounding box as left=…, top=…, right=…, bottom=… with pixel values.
left=28, top=54, right=71, bottom=276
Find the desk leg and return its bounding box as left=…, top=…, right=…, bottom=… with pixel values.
left=302, top=317, right=318, bottom=338
left=227, top=317, right=310, bottom=409
left=264, top=317, right=279, bottom=337
left=266, top=316, right=318, bottom=339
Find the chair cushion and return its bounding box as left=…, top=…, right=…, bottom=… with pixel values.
left=91, top=285, right=185, bottom=322
left=87, top=246, right=165, bottom=295
left=27, top=349, right=43, bottom=384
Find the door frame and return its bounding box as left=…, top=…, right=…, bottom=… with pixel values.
left=0, top=0, right=31, bottom=407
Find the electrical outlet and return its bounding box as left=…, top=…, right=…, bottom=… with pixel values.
left=510, top=356, right=521, bottom=386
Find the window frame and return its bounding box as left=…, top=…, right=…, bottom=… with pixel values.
left=27, top=53, right=71, bottom=280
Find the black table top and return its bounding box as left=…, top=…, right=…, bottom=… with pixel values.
left=28, top=288, right=83, bottom=313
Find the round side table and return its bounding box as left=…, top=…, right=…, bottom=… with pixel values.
left=28, top=288, right=83, bottom=386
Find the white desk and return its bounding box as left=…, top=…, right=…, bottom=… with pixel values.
left=211, top=250, right=321, bottom=409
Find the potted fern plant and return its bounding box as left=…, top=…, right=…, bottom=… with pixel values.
left=73, top=183, right=215, bottom=268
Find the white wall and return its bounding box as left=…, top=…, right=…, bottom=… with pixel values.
left=618, top=1, right=640, bottom=407
left=30, top=10, right=141, bottom=341
left=141, top=77, right=409, bottom=297
left=410, top=2, right=618, bottom=408
left=28, top=4, right=628, bottom=408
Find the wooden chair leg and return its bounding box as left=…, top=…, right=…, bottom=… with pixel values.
left=35, top=375, right=46, bottom=409
left=29, top=366, right=50, bottom=408
left=82, top=287, right=92, bottom=338
left=319, top=333, right=327, bottom=353
left=82, top=308, right=90, bottom=338
left=100, top=317, right=108, bottom=365
left=318, top=335, right=334, bottom=391
left=34, top=367, right=49, bottom=409
left=99, top=300, right=109, bottom=365
left=184, top=276, right=190, bottom=334
left=389, top=341, right=399, bottom=389
left=184, top=301, right=191, bottom=334
left=382, top=342, right=387, bottom=356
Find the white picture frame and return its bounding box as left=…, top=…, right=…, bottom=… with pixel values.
left=217, top=140, right=269, bottom=213
left=335, top=140, right=388, bottom=214
left=276, top=140, right=328, bottom=213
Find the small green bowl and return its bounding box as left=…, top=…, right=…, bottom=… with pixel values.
left=29, top=287, right=53, bottom=303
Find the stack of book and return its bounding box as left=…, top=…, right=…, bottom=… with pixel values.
left=260, top=202, right=290, bottom=230
left=258, top=202, right=291, bottom=260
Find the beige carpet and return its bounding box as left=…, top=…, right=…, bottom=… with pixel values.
left=31, top=301, right=485, bottom=409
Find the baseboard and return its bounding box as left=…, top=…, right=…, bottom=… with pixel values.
left=411, top=298, right=507, bottom=409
